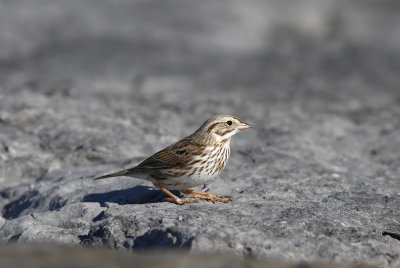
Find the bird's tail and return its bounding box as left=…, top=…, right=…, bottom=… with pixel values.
left=93, top=169, right=129, bottom=180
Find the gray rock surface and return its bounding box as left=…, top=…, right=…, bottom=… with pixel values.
left=1, top=0, right=400, bottom=266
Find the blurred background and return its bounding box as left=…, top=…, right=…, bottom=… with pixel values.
left=1, top=0, right=399, bottom=181
left=0, top=0, right=400, bottom=267
left=1, top=0, right=400, bottom=87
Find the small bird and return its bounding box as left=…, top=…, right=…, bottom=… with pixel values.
left=94, top=115, right=251, bottom=205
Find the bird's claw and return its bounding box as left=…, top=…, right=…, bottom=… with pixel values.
left=185, top=190, right=231, bottom=203
left=210, top=197, right=231, bottom=203
left=204, top=196, right=231, bottom=203
left=164, top=198, right=199, bottom=205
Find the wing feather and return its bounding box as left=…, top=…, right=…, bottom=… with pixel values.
left=134, top=138, right=201, bottom=170
left=93, top=138, right=204, bottom=180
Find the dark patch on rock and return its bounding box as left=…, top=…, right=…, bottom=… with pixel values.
left=82, top=185, right=170, bottom=206
left=3, top=190, right=40, bottom=220
left=133, top=229, right=192, bottom=250
left=383, top=232, right=400, bottom=241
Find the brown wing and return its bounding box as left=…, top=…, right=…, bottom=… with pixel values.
left=134, top=138, right=202, bottom=170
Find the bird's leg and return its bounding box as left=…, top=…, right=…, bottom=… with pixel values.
left=155, top=185, right=199, bottom=205
left=184, top=190, right=230, bottom=203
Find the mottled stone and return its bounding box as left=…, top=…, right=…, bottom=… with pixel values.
left=0, top=0, right=400, bottom=267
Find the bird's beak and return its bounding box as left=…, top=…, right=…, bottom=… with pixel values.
left=237, top=122, right=251, bottom=130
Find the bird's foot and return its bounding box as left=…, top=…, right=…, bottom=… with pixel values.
left=155, top=184, right=199, bottom=205
left=184, top=190, right=231, bottom=203
left=165, top=198, right=199, bottom=205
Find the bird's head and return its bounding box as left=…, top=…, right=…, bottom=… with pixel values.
left=196, top=115, right=251, bottom=143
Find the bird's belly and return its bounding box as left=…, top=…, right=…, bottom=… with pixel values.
left=159, top=172, right=218, bottom=190
left=152, top=144, right=230, bottom=190
left=156, top=161, right=226, bottom=190
left=185, top=172, right=217, bottom=186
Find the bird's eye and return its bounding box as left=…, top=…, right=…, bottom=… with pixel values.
left=227, top=120, right=232, bottom=126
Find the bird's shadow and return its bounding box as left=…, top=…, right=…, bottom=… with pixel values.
left=82, top=185, right=183, bottom=206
